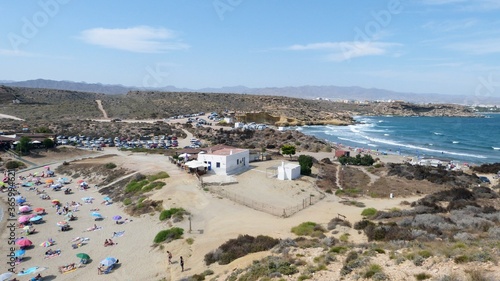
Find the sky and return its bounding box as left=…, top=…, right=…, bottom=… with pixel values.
left=1, top=0, right=500, bottom=98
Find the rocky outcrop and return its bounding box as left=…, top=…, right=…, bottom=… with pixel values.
left=370, top=102, right=478, bottom=117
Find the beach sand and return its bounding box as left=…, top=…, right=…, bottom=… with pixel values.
left=1, top=146, right=419, bottom=281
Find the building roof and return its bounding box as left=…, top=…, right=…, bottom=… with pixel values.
left=206, top=144, right=248, bottom=156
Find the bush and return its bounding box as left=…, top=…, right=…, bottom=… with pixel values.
left=291, top=222, right=325, bottom=237
left=5, top=161, right=23, bottom=170
left=363, top=264, right=383, bottom=278
left=142, top=181, right=166, bottom=192
left=361, top=208, right=377, bottom=217
left=123, top=198, right=132, bottom=206
left=204, top=235, right=279, bottom=265
left=125, top=179, right=148, bottom=193
left=147, top=171, right=170, bottom=181
left=153, top=227, right=184, bottom=243
left=104, top=162, right=117, bottom=169
left=415, top=272, right=432, bottom=280
left=159, top=208, right=186, bottom=221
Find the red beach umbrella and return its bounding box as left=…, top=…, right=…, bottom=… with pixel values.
left=15, top=238, right=32, bottom=247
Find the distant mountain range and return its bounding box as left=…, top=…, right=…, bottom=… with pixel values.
left=1, top=79, right=499, bottom=105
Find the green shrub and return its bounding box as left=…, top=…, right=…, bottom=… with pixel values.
left=363, top=264, right=382, bottom=278
left=159, top=208, right=185, bottom=221
left=123, top=198, right=132, bottom=205
left=104, top=162, right=117, bottom=169
left=186, top=238, right=194, bottom=245
left=361, top=208, right=377, bottom=217
left=153, top=227, right=184, bottom=243
left=330, top=246, right=348, bottom=254
left=142, top=181, right=166, bottom=192
left=415, top=272, right=432, bottom=280
left=418, top=250, right=433, bottom=259
left=147, top=171, right=170, bottom=181
left=5, top=161, right=22, bottom=170
left=125, top=179, right=148, bottom=193
left=204, top=235, right=279, bottom=265
left=454, top=255, right=469, bottom=264
left=291, top=222, right=325, bottom=237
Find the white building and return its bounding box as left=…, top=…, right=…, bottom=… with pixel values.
left=197, top=145, right=249, bottom=175
left=277, top=161, right=301, bottom=180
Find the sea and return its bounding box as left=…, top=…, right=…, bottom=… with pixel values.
left=298, top=113, right=500, bottom=165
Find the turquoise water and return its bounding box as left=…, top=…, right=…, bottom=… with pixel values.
left=299, top=114, right=500, bottom=165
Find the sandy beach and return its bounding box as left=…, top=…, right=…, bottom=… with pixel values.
left=0, top=144, right=440, bottom=281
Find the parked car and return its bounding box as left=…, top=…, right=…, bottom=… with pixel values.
left=479, top=176, right=491, bottom=184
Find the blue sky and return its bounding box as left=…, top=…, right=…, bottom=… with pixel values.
left=1, top=0, right=500, bottom=97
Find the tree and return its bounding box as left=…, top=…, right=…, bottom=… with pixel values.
left=42, top=138, right=55, bottom=149
left=34, top=127, right=53, bottom=133
left=281, top=145, right=296, bottom=158
left=298, top=155, right=314, bottom=176
left=16, top=136, right=32, bottom=155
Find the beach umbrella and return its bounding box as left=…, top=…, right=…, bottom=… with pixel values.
left=32, top=267, right=48, bottom=275
left=0, top=272, right=13, bottom=281
left=39, top=241, right=53, bottom=247
left=34, top=207, right=45, bottom=213
left=29, top=215, right=43, bottom=222
left=16, top=197, right=26, bottom=204
left=103, top=196, right=111, bottom=201
left=77, top=179, right=84, bottom=184
left=45, top=179, right=54, bottom=184
left=19, top=205, right=31, bottom=213
left=100, top=257, right=117, bottom=267
left=15, top=238, right=32, bottom=247
left=76, top=253, right=90, bottom=260
left=0, top=181, right=6, bottom=187
left=23, top=225, right=32, bottom=231
left=14, top=249, right=26, bottom=257
left=18, top=215, right=31, bottom=223
left=51, top=199, right=60, bottom=205
left=91, top=212, right=102, bottom=218
left=56, top=221, right=68, bottom=226
left=112, top=215, right=122, bottom=221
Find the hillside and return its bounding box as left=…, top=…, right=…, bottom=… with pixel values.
left=0, top=86, right=478, bottom=131
left=4, top=79, right=500, bottom=105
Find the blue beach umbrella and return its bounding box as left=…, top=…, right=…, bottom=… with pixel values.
left=91, top=212, right=102, bottom=218
left=14, top=249, right=25, bottom=257
left=29, top=215, right=43, bottom=222
left=103, top=196, right=111, bottom=201
left=100, top=257, right=117, bottom=266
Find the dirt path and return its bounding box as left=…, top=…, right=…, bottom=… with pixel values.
left=352, top=166, right=380, bottom=186
left=95, top=99, right=108, bottom=119
left=0, top=113, right=24, bottom=120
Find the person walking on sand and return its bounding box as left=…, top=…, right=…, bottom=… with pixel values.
left=167, top=251, right=172, bottom=264
left=180, top=256, right=184, bottom=272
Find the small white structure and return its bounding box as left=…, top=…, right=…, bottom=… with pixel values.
left=197, top=145, right=249, bottom=175
left=234, top=122, right=244, bottom=129
left=277, top=161, right=301, bottom=180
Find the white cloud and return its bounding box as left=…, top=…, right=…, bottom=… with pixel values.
left=422, top=18, right=478, bottom=32
left=0, top=49, right=34, bottom=57
left=419, top=0, right=500, bottom=11
left=287, top=41, right=401, bottom=62
left=446, top=38, right=500, bottom=54
left=79, top=26, right=189, bottom=53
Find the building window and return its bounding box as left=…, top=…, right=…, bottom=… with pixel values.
left=237, top=159, right=239, bottom=165
left=216, top=162, right=220, bottom=168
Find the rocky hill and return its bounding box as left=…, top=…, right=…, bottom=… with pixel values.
left=0, top=86, right=479, bottom=128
